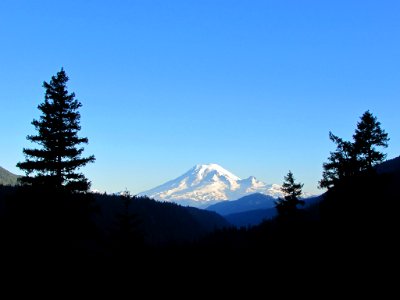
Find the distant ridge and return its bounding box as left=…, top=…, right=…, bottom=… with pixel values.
left=225, top=207, right=277, bottom=227
left=224, top=195, right=322, bottom=227
left=206, top=193, right=276, bottom=215
left=0, top=166, right=19, bottom=186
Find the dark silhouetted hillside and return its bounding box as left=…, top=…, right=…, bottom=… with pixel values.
left=93, top=194, right=229, bottom=245
left=376, top=156, right=400, bottom=198
left=376, top=156, right=400, bottom=173
left=225, top=207, right=277, bottom=227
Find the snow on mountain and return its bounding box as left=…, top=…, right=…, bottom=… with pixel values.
left=139, top=164, right=285, bottom=207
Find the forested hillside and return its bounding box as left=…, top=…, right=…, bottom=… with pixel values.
left=0, top=167, right=19, bottom=186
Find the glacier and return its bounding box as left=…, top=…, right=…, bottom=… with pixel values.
left=139, top=163, right=285, bottom=207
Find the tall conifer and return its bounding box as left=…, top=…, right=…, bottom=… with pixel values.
left=17, top=69, right=95, bottom=192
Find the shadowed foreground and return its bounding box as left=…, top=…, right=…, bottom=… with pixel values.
left=0, top=163, right=398, bottom=279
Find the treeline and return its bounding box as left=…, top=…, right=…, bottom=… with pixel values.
left=0, top=186, right=231, bottom=259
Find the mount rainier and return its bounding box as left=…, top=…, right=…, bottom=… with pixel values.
left=139, top=164, right=284, bottom=207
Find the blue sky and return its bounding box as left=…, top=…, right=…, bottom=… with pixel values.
left=1, top=0, right=399, bottom=195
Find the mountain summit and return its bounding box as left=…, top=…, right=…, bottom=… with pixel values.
left=139, top=164, right=283, bottom=207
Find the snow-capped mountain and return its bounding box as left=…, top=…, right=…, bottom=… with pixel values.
left=139, top=164, right=284, bottom=207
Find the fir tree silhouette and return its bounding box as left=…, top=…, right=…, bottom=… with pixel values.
left=320, top=110, right=389, bottom=189
left=353, top=110, right=389, bottom=170
left=275, top=171, right=304, bottom=216
left=17, top=68, right=95, bottom=192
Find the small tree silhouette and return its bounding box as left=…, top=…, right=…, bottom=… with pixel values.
left=275, top=171, right=304, bottom=216
left=112, top=190, right=143, bottom=257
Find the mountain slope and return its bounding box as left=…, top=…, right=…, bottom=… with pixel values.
left=375, top=156, right=400, bottom=196
left=93, top=194, right=229, bottom=245
left=376, top=156, right=400, bottom=178
left=225, top=207, right=278, bottom=227
left=140, top=164, right=283, bottom=207
left=0, top=166, right=19, bottom=186
left=206, top=193, right=276, bottom=215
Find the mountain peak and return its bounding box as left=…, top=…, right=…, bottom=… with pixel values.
left=139, top=164, right=284, bottom=207
left=191, top=163, right=241, bottom=181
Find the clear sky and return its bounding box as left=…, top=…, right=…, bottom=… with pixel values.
left=1, top=0, right=399, bottom=195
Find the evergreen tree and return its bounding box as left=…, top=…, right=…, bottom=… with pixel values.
left=319, top=133, right=358, bottom=189
left=319, top=111, right=389, bottom=189
left=275, top=171, right=305, bottom=216
left=17, top=69, right=95, bottom=192
left=353, top=110, right=389, bottom=170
